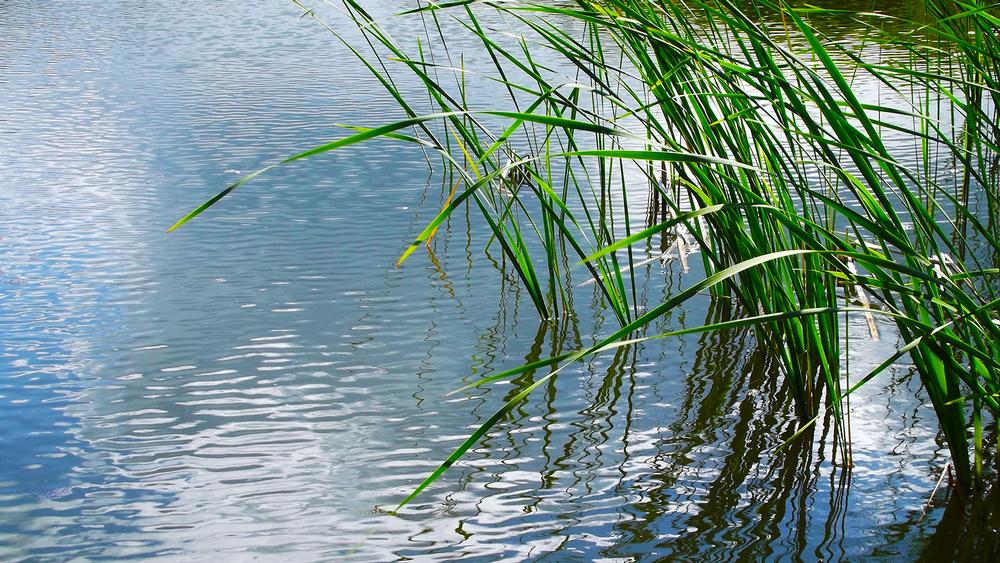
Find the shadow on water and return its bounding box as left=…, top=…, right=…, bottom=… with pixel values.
left=920, top=448, right=1000, bottom=561
left=601, top=298, right=860, bottom=560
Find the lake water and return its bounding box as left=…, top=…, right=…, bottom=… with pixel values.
left=0, top=1, right=978, bottom=560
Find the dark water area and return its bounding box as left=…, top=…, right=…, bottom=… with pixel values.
left=0, top=1, right=990, bottom=560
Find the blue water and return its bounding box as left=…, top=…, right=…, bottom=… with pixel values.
left=0, top=1, right=959, bottom=560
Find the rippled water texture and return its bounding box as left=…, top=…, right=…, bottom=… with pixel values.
left=0, top=1, right=961, bottom=560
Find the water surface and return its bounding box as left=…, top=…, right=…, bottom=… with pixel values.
left=0, top=1, right=963, bottom=560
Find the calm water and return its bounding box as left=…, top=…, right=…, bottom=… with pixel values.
left=0, top=1, right=969, bottom=560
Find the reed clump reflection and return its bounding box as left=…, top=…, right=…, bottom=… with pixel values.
left=171, top=0, right=1000, bottom=553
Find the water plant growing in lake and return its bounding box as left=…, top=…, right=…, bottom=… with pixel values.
left=171, top=0, right=1000, bottom=510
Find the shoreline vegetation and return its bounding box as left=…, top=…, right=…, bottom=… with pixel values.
left=171, top=0, right=999, bottom=545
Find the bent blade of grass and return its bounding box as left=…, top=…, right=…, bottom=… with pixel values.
left=452, top=305, right=897, bottom=394
left=581, top=204, right=734, bottom=263
left=167, top=165, right=277, bottom=233
left=561, top=149, right=761, bottom=171
left=447, top=351, right=577, bottom=395
left=168, top=112, right=466, bottom=232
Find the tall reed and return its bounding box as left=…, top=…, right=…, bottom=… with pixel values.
left=170, top=0, right=1000, bottom=506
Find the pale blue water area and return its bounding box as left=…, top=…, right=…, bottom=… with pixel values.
left=0, top=1, right=964, bottom=560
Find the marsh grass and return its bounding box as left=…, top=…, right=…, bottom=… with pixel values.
left=171, top=0, right=1000, bottom=507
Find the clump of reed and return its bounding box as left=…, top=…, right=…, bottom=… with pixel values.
left=170, top=0, right=1000, bottom=508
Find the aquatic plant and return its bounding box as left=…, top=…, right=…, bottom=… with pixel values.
left=170, top=0, right=1000, bottom=508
